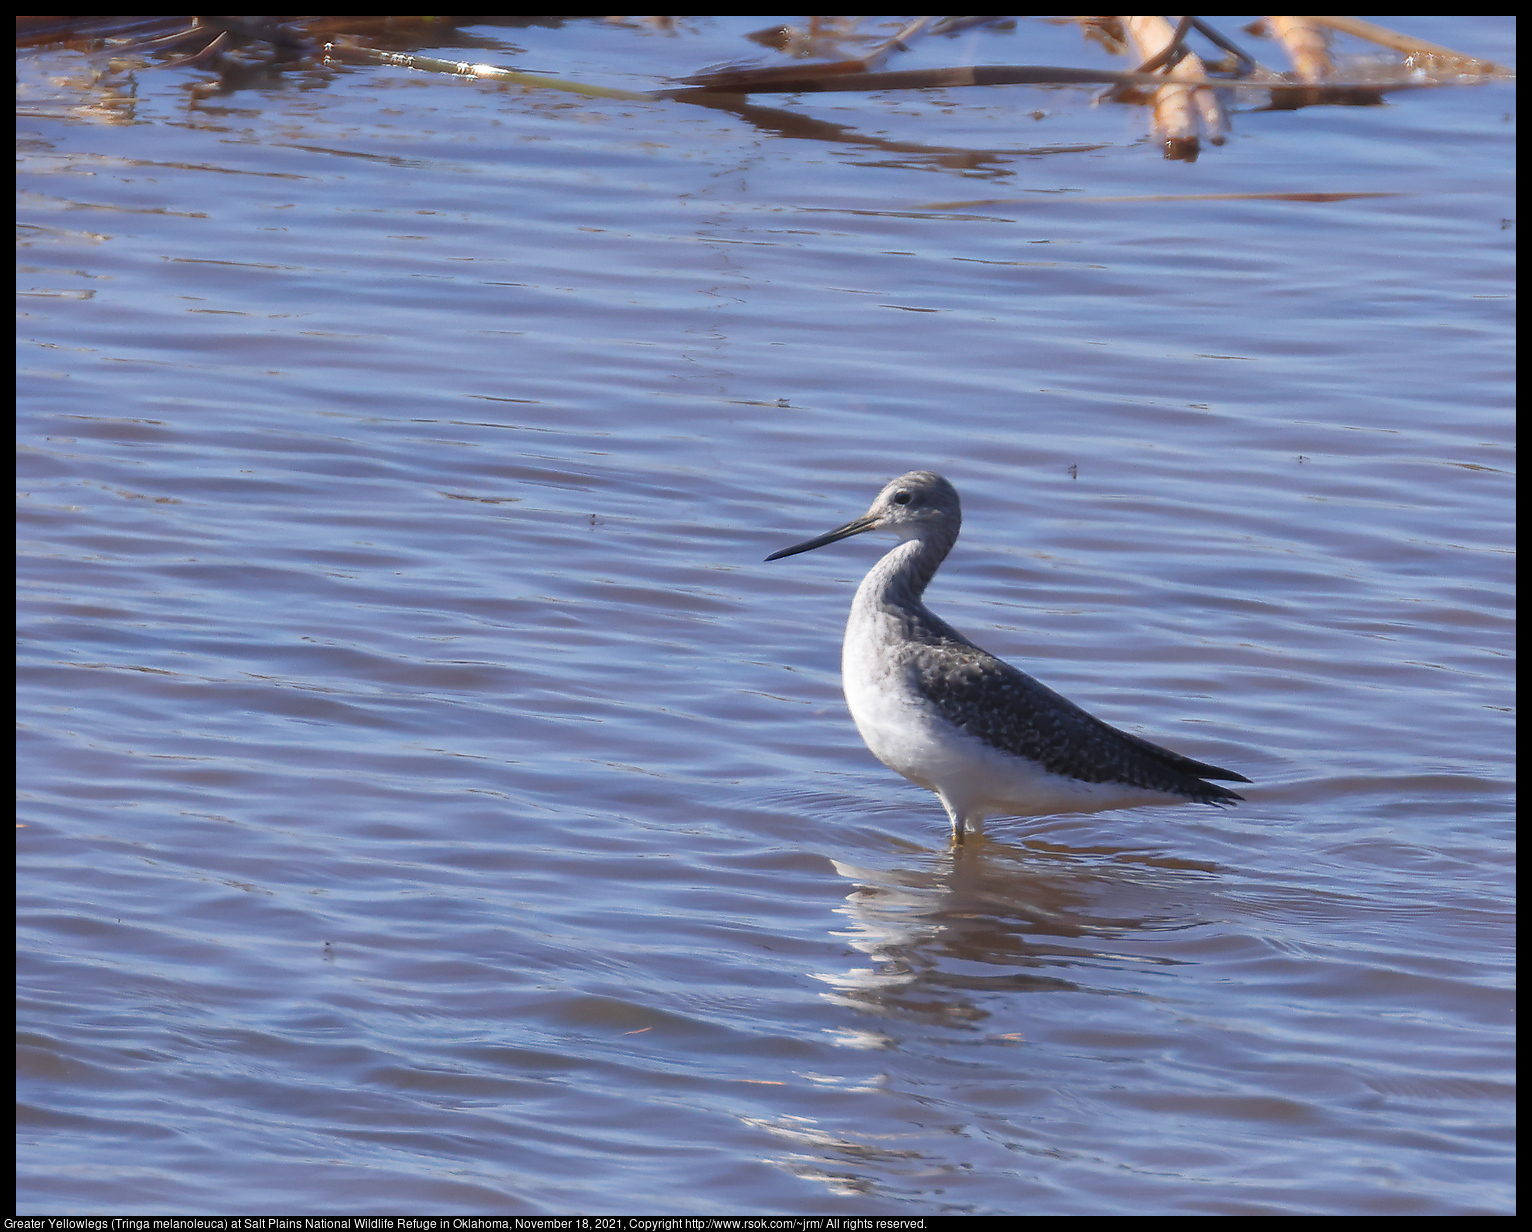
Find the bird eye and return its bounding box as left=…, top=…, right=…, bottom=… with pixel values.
left=892, top=491, right=911, bottom=505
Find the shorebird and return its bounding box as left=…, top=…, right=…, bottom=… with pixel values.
left=766, top=470, right=1249, bottom=841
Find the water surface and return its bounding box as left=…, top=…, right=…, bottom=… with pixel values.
left=17, top=16, right=1515, bottom=1216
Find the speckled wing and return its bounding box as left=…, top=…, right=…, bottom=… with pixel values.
left=908, top=622, right=1249, bottom=803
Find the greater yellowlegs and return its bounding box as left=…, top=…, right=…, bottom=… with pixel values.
left=766, top=470, right=1249, bottom=841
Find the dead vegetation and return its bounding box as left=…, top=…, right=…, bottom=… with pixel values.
left=18, top=16, right=1513, bottom=161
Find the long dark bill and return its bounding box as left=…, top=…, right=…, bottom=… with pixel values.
left=764, top=514, right=880, bottom=562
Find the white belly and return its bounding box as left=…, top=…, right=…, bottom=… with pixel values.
left=841, top=604, right=1190, bottom=825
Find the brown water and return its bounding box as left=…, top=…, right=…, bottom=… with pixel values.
left=17, top=16, right=1514, bottom=1216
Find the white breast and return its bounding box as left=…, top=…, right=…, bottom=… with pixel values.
left=840, top=570, right=1197, bottom=824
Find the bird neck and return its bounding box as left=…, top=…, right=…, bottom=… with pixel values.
left=860, top=532, right=950, bottom=611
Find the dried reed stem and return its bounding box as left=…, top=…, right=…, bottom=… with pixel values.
left=1303, top=16, right=1510, bottom=73
left=1265, top=17, right=1333, bottom=82
left=1121, top=15, right=1228, bottom=161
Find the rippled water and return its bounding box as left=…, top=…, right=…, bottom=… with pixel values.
left=18, top=16, right=1514, bottom=1216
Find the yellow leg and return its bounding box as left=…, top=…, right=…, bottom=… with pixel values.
left=940, top=798, right=981, bottom=844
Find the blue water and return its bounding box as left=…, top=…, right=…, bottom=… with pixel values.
left=18, top=16, right=1514, bottom=1215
